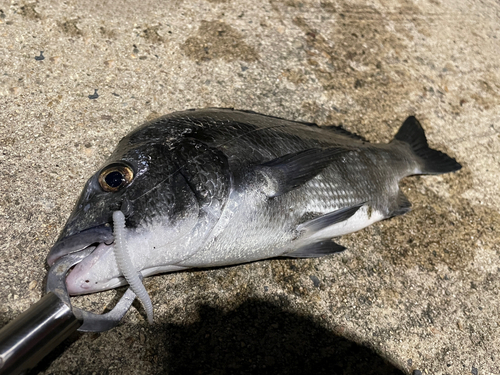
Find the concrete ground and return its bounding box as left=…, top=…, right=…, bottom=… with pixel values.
left=0, top=0, right=499, bottom=374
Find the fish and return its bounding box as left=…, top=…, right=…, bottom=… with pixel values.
left=47, top=108, right=461, bottom=296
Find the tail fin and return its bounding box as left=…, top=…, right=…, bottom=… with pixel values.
left=394, top=116, right=462, bottom=175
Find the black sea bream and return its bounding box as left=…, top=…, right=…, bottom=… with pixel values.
left=47, top=109, right=461, bottom=298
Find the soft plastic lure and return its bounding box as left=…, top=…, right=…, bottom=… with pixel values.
left=112, top=210, right=154, bottom=324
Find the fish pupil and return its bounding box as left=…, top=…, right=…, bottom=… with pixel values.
left=105, top=171, right=124, bottom=188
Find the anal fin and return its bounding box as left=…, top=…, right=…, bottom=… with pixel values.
left=390, top=190, right=412, bottom=218
left=284, top=240, right=346, bottom=258
left=297, top=203, right=364, bottom=234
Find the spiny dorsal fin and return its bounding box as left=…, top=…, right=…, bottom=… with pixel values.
left=187, top=108, right=368, bottom=142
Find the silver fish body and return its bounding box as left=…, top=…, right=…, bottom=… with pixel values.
left=46, top=108, right=461, bottom=294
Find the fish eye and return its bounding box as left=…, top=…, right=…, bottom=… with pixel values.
left=98, top=164, right=134, bottom=192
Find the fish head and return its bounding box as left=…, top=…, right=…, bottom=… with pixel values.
left=47, top=127, right=228, bottom=294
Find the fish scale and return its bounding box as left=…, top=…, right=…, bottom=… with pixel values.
left=46, top=108, right=461, bottom=295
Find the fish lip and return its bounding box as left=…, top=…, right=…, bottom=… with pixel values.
left=47, top=224, right=114, bottom=267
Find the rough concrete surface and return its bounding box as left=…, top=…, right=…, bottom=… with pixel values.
left=0, top=0, right=499, bottom=374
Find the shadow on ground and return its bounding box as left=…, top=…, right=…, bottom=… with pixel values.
left=159, top=299, right=404, bottom=375
left=23, top=297, right=404, bottom=374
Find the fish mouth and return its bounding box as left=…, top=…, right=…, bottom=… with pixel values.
left=65, top=241, right=126, bottom=295
left=47, top=225, right=114, bottom=267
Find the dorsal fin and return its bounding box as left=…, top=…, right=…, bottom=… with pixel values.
left=319, top=124, right=368, bottom=142
left=190, top=108, right=368, bottom=142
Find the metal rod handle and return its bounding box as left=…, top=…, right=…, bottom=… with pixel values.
left=0, top=292, right=81, bottom=375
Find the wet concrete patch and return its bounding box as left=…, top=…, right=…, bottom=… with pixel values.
left=140, top=25, right=164, bottom=43
left=291, top=9, right=413, bottom=122
left=57, top=19, right=83, bottom=37
left=99, top=26, right=117, bottom=39
left=181, top=20, right=258, bottom=62
left=19, top=2, right=41, bottom=20
left=295, top=7, right=405, bottom=81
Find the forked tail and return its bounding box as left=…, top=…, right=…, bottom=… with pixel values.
left=393, top=116, right=462, bottom=175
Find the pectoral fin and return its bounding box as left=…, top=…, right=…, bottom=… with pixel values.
left=257, top=147, right=353, bottom=197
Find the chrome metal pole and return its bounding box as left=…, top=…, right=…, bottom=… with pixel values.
left=0, top=292, right=81, bottom=375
